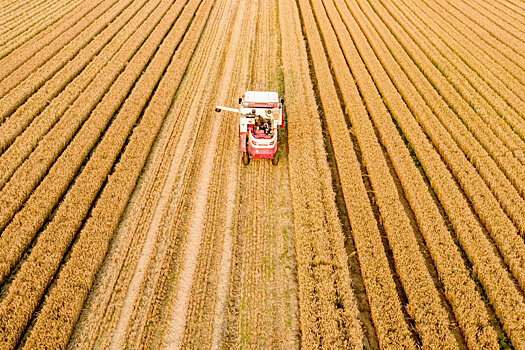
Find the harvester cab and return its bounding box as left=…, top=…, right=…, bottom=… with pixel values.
left=215, top=91, right=284, bottom=165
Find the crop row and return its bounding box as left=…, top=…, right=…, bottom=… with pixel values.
left=0, top=0, right=209, bottom=348
left=385, top=0, right=525, bottom=149
left=309, top=0, right=500, bottom=347
left=443, top=0, right=525, bottom=57
left=22, top=1, right=214, bottom=347
left=0, top=0, right=60, bottom=37
left=0, top=0, right=186, bottom=339
left=0, top=0, right=160, bottom=192
left=0, top=0, right=32, bottom=20
left=381, top=0, right=525, bottom=158
left=0, top=0, right=134, bottom=122
left=0, top=0, right=51, bottom=31
left=417, top=0, right=525, bottom=88
left=324, top=0, right=481, bottom=347
left=469, top=0, right=525, bottom=39
left=281, top=0, right=364, bottom=348
left=0, top=0, right=106, bottom=84
left=296, top=0, right=420, bottom=348
left=470, top=0, right=525, bottom=31
left=360, top=0, right=525, bottom=233
left=406, top=0, right=525, bottom=116
left=501, top=0, right=525, bottom=13
left=0, top=0, right=83, bottom=59
left=0, top=0, right=103, bottom=125
left=0, top=0, right=170, bottom=289
left=0, top=0, right=164, bottom=259
left=345, top=0, right=525, bottom=293
left=332, top=0, right=525, bottom=346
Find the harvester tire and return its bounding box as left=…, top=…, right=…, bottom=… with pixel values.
left=272, top=152, right=279, bottom=166
left=242, top=152, right=250, bottom=165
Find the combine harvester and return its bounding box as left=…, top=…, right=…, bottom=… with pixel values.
left=215, top=91, right=284, bottom=165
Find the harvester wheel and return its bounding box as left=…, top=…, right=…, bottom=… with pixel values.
left=272, top=151, right=279, bottom=166
left=242, top=152, right=250, bottom=165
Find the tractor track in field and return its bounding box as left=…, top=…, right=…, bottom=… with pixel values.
left=222, top=1, right=299, bottom=349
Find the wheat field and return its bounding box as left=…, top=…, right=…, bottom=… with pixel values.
left=0, top=0, right=524, bottom=348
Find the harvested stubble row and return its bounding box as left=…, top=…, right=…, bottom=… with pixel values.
left=0, top=0, right=134, bottom=121
left=322, top=0, right=466, bottom=348
left=280, top=0, right=363, bottom=348
left=112, top=0, right=230, bottom=346
left=401, top=0, right=525, bottom=119
left=354, top=0, right=525, bottom=233
left=0, top=0, right=106, bottom=84
left=114, top=2, right=224, bottom=342
left=112, top=99, right=204, bottom=349
left=0, top=0, right=173, bottom=282
left=22, top=1, right=214, bottom=347
left=122, top=3, right=220, bottom=343
left=0, top=0, right=83, bottom=58
left=341, top=0, right=525, bottom=293
left=226, top=0, right=294, bottom=347
left=386, top=0, right=525, bottom=148
left=326, top=0, right=525, bottom=347
left=177, top=3, right=241, bottom=348
left=0, top=0, right=199, bottom=347
left=418, top=0, right=525, bottom=85
left=0, top=0, right=160, bottom=187
left=296, top=0, right=416, bottom=348
left=222, top=2, right=258, bottom=347
left=179, top=98, right=233, bottom=348
left=306, top=0, right=498, bottom=347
